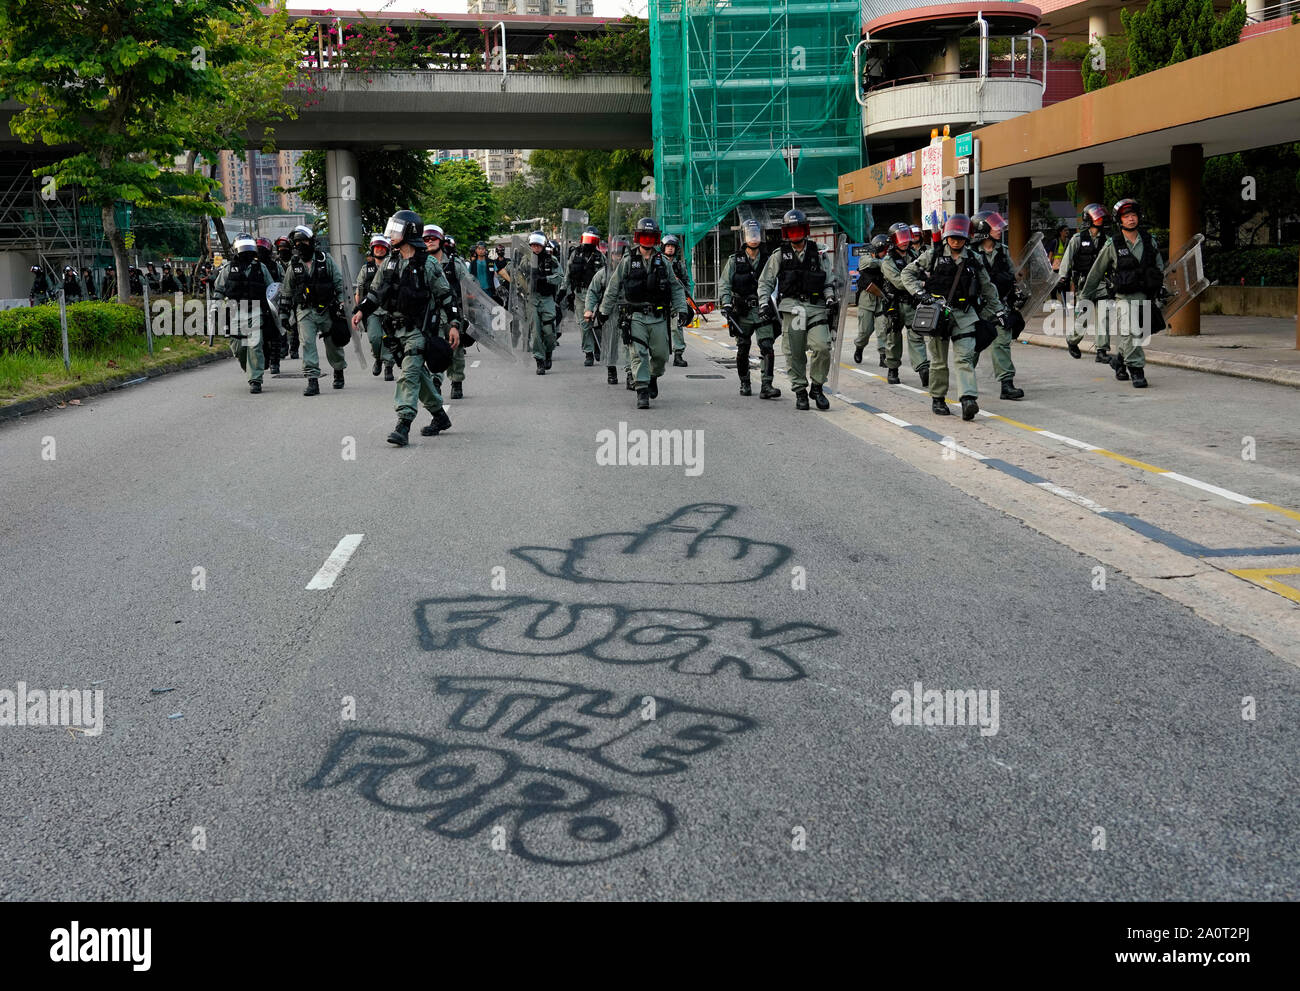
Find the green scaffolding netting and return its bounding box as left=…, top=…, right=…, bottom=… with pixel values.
left=650, top=0, right=867, bottom=254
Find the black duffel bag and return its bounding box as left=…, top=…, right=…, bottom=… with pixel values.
left=423, top=332, right=453, bottom=374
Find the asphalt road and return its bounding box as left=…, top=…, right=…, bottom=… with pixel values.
left=1, top=324, right=1297, bottom=901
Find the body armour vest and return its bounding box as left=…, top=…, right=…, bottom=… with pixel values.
left=623, top=252, right=671, bottom=306
left=777, top=243, right=826, bottom=304
left=927, top=252, right=979, bottom=308
left=290, top=252, right=334, bottom=308
left=1111, top=232, right=1164, bottom=296
left=225, top=259, right=266, bottom=302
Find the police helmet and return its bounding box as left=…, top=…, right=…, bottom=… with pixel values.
left=781, top=209, right=810, bottom=242
left=869, top=234, right=891, bottom=254
left=369, top=234, right=391, bottom=256
left=888, top=222, right=913, bottom=250
left=941, top=215, right=971, bottom=242
left=970, top=210, right=1005, bottom=243
left=232, top=234, right=257, bottom=257
left=1081, top=203, right=1107, bottom=228
left=633, top=217, right=661, bottom=248
left=422, top=224, right=444, bottom=244
left=255, top=237, right=273, bottom=253
left=581, top=226, right=600, bottom=245
left=30, top=265, right=41, bottom=274
left=383, top=210, right=422, bottom=247
left=741, top=220, right=763, bottom=246
left=528, top=231, right=547, bottom=247
left=1113, top=198, right=1139, bottom=225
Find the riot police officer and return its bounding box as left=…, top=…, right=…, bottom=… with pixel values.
left=212, top=234, right=276, bottom=394
left=520, top=231, right=563, bottom=375
left=854, top=234, right=901, bottom=383
left=970, top=211, right=1025, bottom=400
left=62, top=266, right=84, bottom=301
left=881, top=222, right=930, bottom=388
left=585, top=238, right=623, bottom=386
left=1061, top=203, right=1113, bottom=363
left=720, top=219, right=781, bottom=399
left=1078, top=198, right=1163, bottom=388
left=352, top=210, right=458, bottom=446
left=28, top=265, right=52, bottom=305
left=279, top=225, right=347, bottom=396
left=565, top=226, right=604, bottom=366
left=756, top=209, right=837, bottom=411
left=599, top=217, right=688, bottom=410
left=355, top=234, right=395, bottom=381
left=661, top=233, right=692, bottom=366
left=159, top=264, right=180, bottom=293
left=423, top=224, right=470, bottom=399
left=900, top=215, right=1002, bottom=420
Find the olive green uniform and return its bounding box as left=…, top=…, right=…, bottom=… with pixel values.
left=518, top=249, right=563, bottom=362
left=354, top=258, right=392, bottom=369
left=1079, top=232, right=1162, bottom=369
left=756, top=241, right=836, bottom=394
left=1060, top=229, right=1113, bottom=351
left=213, top=259, right=275, bottom=386
left=665, top=251, right=692, bottom=355
left=882, top=248, right=929, bottom=378
left=854, top=254, right=901, bottom=369
left=598, top=247, right=687, bottom=389
left=719, top=248, right=778, bottom=391
left=901, top=246, right=1001, bottom=401
left=280, top=249, right=347, bottom=379
left=585, top=263, right=622, bottom=373
left=974, top=241, right=1018, bottom=383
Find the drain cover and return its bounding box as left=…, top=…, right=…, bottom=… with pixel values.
left=684, top=374, right=725, bottom=379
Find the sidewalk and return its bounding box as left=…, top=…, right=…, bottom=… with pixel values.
left=1020, top=313, right=1300, bottom=388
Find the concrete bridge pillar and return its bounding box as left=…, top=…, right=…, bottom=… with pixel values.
left=1007, top=177, right=1032, bottom=260
left=326, top=149, right=363, bottom=288
left=1169, top=143, right=1202, bottom=336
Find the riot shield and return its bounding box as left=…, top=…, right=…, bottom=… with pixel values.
left=608, top=189, right=656, bottom=251
left=507, top=233, right=533, bottom=352
left=597, top=250, right=626, bottom=369
left=460, top=263, right=524, bottom=363
left=1161, top=233, right=1210, bottom=321
left=827, top=235, right=851, bottom=396
left=1012, top=232, right=1056, bottom=320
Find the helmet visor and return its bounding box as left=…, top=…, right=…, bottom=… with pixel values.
left=634, top=230, right=660, bottom=247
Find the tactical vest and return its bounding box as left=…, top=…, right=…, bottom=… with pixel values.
left=729, top=250, right=765, bottom=312
left=623, top=252, right=671, bottom=306
left=926, top=251, right=979, bottom=309
left=358, top=259, right=379, bottom=298
left=468, top=257, right=497, bottom=294
left=776, top=242, right=826, bottom=304
left=568, top=246, right=600, bottom=291
left=290, top=252, right=335, bottom=308
left=389, top=255, right=431, bottom=326
left=438, top=254, right=462, bottom=310
left=1111, top=232, right=1164, bottom=296
left=225, top=259, right=266, bottom=302
left=534, top=253, right=558, bottom=296
left=1071, top=230, right=1103, bottom=282
left=858, top=257, right=886, bottom=292
left=982, top=248, right=1016, bottom=303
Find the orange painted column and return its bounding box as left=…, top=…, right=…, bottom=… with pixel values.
left=1076, top=163, right=1104, bottom=215
left=1007, top=177, right=1032, bottom=260
left=1168, top=143, right=1202, bottom=336
left=911, top=198, right=923, bottom=227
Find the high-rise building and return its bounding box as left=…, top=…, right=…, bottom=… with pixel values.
left=277, top=150, right=309, bottom=213
left=472, top=149, right=530, bottom=186
left=466, top=0, right=516, bottom=12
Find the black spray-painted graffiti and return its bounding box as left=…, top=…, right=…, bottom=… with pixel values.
left=306, top=678, right=756, bottom=864
left=512, top=503, right=792, bottom=585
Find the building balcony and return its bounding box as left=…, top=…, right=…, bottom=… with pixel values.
left=862, top=72, right=1043, bottom=140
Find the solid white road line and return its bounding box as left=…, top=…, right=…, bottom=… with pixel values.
left=307, top=534, right=364, bottom=590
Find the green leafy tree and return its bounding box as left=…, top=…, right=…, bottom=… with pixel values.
left=525, top=148, right=655, bottom=235
left=419, top=160, right=497, bottom=246
left=1122, top=0, right=1246, bottom=78
left=0, top=0, right=253, bottom=301
left=291, top=149, right=435, bottom=236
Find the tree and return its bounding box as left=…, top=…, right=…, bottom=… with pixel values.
left=170, top=2, right=314, bottom=258
left=1122, top=0, right=1246, bottom=78
left=419, top=160, right=497, bottom=246
left=292, top=149, right=434, bottom=236
left=0, top=0, right=252, bottom=301
left=523, top=148, right=655, bottom=235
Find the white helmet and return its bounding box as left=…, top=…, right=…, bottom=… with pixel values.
left=369, top=234, right=391, bottom=251
left=290, top=225, right=314, bottom=241
left=528, top=231, right=546, bottom=246
left=422, top=224, right=443, bottom=241
left=232, top=235, right=257, bottom=256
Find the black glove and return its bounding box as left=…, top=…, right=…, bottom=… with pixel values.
left=720, top=304, right=732, bottom=319
left=1056, top=277, right=1069, bottom=294
left=679, top=310, right=692, bottom=325
left=759, top=301, right=776, bottom=323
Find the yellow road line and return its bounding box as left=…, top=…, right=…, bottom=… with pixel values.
left=1227, top=568, right=1300, bottom=605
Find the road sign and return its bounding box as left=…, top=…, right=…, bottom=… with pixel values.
left=954, top=132, right=973, bottom=158
left=957, top=157, right=971, bottom=175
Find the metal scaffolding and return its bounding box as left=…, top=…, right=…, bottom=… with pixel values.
left=0, top=153, right=120, bottom=277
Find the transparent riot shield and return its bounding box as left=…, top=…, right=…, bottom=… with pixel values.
left=507, top=233, right=533, bottom=352
left=1161, top=233, right=1210, bottom=321
left=597, top=245, right=627, bottom=369
left=1012, top=232, right=1056, bottom=321
left=827, top=235, right=851, bottom=396
left=608, top=190, right=656, bottom=251
left=460, top=263, right=524, bottom=363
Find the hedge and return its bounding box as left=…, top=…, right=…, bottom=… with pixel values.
left=1204, top=245, right=1299, bottom=287
left=0, top=302, right=146, bottom=356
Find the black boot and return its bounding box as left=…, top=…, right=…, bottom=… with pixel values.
left=544, top=349, right=553, bottom=370
left=810, top=383, right=830, bottom=410
left=760, top=350, right=780, bottom=399
left=249, top=380, right=262, bottom=394
left=1111, top=352, right=1129, bottom=381
left=607, top=366, right=618, bottom=385
left=303, top=377, right=319, bottom=396
left=961, top=395, right=979, bottom=421
left=536, top=358, right=546, bottom=375
left=878, top=352, right=887, bottom=368
left=853, top=346, right=863, bottom=364
left=583, top=353, right=594, bottom=366
left=918, top=366, right=930, bottom=389
left=333, top=369, right=345, bottom=390
left=932, top=397, right=951, bottom=416
left=626, top=371, right=634, bottom=391
left=1130, top=365, right=1148, bottom=388
left=795, top=388, right=809, bottom=411
left=372, top=358, right=382, bottom=376
left=1000, top=378, right=1025, bottom=400
left=383, top=362, right=394, bottom=381
left=1094, top=346, right=1110, bottom=364
left=649, top=376, right=658, bottom=399
left=420, top=407, right=452, bottom=436
left=739, top=376, right=752, bottom=396
left=636, top=388, right=650, bottom=410
left=887, top=367, right=900, bottom=384
left=1067, top=340, right=1082, bottom=359
left=387, top=418, right=412, bottom=446
left=269, top=361, right=280, bottom=376
left=760, top=382, right=781, bottom=399
left=673, top=350, right=687, bottom=367
left=451, top=381, right=463, bottom=400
